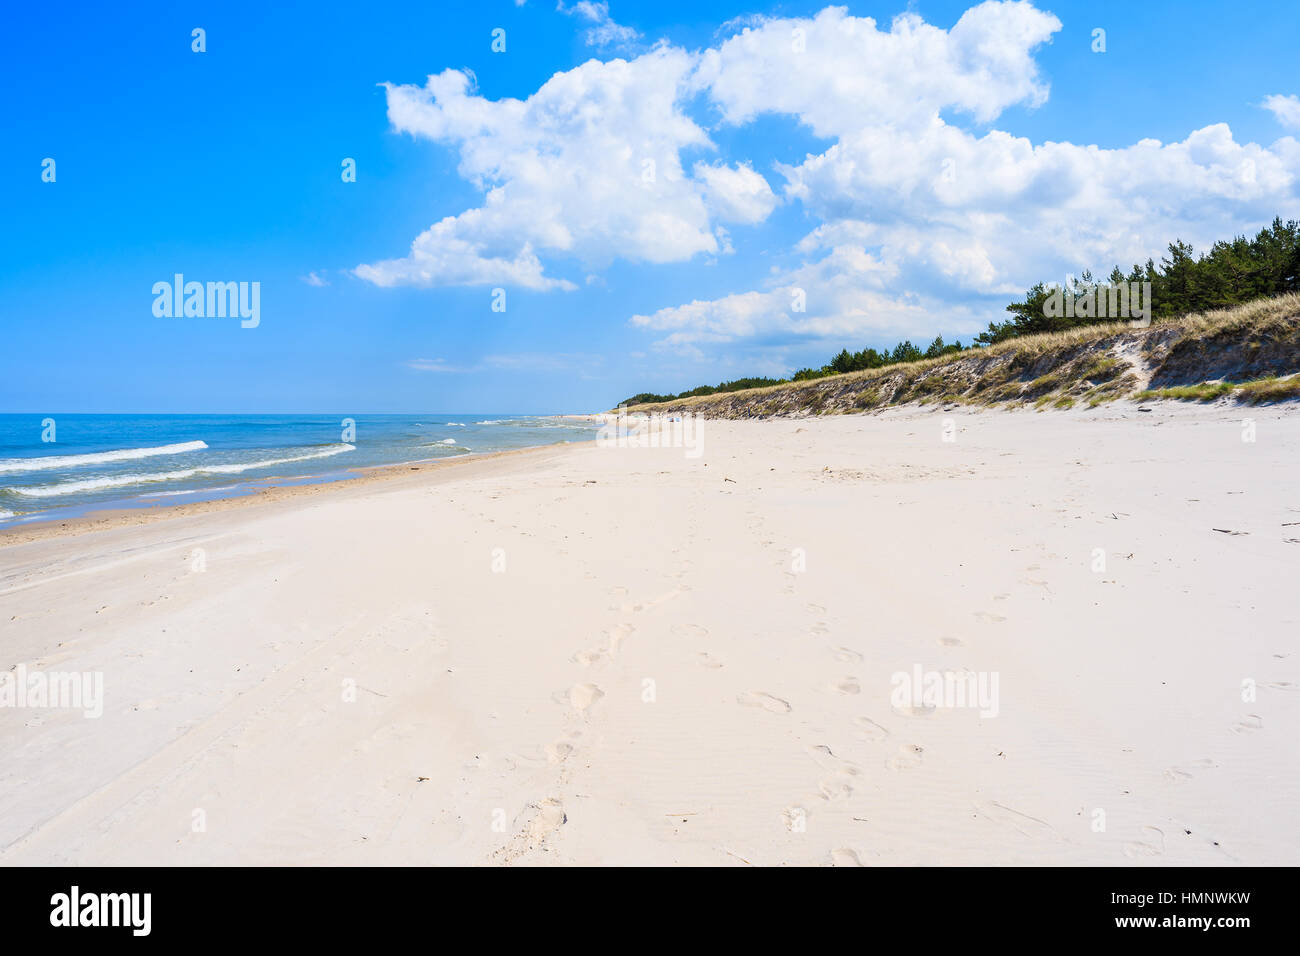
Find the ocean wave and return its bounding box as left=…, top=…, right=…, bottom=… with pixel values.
left=419, top=441, right=468, bottom=451
left=9, top=445, right=355, bottom=498
left=0, top=441, right=209, bottom=474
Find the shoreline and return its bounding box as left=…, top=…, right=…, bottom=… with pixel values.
left=0, top=441, right=582, bottom=549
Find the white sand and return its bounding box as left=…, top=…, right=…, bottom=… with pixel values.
left=1, top=403, right=1297, bottom=865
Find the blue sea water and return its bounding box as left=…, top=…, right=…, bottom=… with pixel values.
left=0, top=414, right=598, bottom=524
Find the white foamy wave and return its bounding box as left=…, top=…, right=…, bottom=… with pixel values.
left=10, top=445, right=355, bottom=498
left=475, top=420, right=505, bottom=425
left=0, top=441, right=209, bottom=474
left=0, top=509, right=15, bottom=519
left=446, top=422, right=467, bottom=427
left=198, top=444, right=354, bottom=474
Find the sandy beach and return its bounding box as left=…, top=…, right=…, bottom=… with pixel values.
left=1, top=403, right=1297, bottom=866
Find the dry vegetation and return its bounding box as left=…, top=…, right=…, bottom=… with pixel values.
left=622, top=294, right=1300, bottom=418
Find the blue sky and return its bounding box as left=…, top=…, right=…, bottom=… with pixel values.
left=2, top=0, right=1298, bottom=413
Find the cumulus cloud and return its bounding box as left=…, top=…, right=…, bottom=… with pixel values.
left=360, top=2, right=1300, bottom=357
left=1263, top=93, right=1300, bottom=130
left=356, top=49, right=745, bottom=289
left=780, top=121, right=1294, bottom=288
left=356, top=218, right=573, bottom=291
left=640, top=4, right=1299, bottom=351
left=693, top=162, right=778, bottom=223
left=631, top=245, right=938, bottom=349
left=693, top=2, right=1062, bottom=136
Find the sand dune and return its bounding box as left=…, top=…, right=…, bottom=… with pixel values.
left=1, top=403, right=1297, bottom=865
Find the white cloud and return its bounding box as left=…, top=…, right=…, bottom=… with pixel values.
left=779, top=121, right=1295, bottom=290
left=634, top=4, right=1300, bottom=352
left=631, top=245, right=941, bottom=349
left=301, top=271, right=329, bottom=286
left=357, top=49, right=755, bottom=289
left=1263, top=94, right=1300, bottom=130
left=693, top=162, right=778, bottom=223
left=357, top=217, right=573, bottom=291
left=362, top=2, right=1300, bottom=358
left=640, top=117, right=1299, bottom=350
left=557, top=2, right=641, bottom=49
left=693, top=3, right=1062, bottom=136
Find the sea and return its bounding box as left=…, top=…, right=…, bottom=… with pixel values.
left=0, top=414, right=599, bottom=526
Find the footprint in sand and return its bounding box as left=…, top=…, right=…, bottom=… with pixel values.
left=830, top=677, right=861, bottom=695
left=817, top=778, right=855, bottom=800
left=572, top=648, right=605, bottom=667
left=809, top=622, right=830, bottom=636
left=522, top=799, right=567, bottom=845
left=737, top=691, right=791, bottom=714
left=808, top=745, right=863, bottom=799
left=834, top=647, right=863, bottom=663
left=830, top=848, right=864, bottom=867
left=568, top=683, right=604, bottom=714
left=606, top=623, right=635, bottom=655
left=1231, top=714, right=1263, bottom=733
left=938, top=636, right=963, bottom=647
left=852, top=717, right=890, bottom=742
left=806, top=603, right=827, bottom=615
left=781, top=806, right=809, bottom=831
left=1123, top=825, right=1166, bottom=858
left=974, top=611, right=1006, bottom=624
left=545, top=741, right=574, bottom=764
left=885, top=744, right=924, bottom=771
